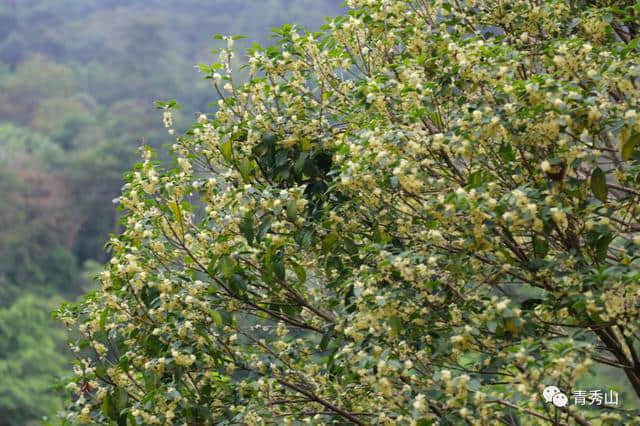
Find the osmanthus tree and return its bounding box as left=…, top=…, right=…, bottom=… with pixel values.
left=56, top=0, right=640, bottom=424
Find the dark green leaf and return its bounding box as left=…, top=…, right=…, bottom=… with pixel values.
left=296, top=228, right=314, bottom=248
left=239, top=213, right=254, bottom=245
left=590, top=167, right=608, bottom=202
left=230, top=273, right=247, bottom=295
left=262, top=132, right=277, bottom=146
left=319, top=328, right=334, bottom=350
left=498, top=144, right=515, bottom=163
left=521, top=298, right=543, bottom=310
left=273, top=255, right=285, bottom=281
left=533, top=235, right=549, bottom=258
left=594, top=234, right=614, bottom=263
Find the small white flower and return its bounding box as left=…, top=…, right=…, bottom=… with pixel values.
left=413, top=394, right=426, bottom=411
left=496, top=299, right=509, bottom=312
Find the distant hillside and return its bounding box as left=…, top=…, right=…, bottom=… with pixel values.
left=0, top=2, right=343, bottom=423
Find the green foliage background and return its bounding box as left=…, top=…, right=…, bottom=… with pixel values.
left=0, top=0, right=342, bottom=423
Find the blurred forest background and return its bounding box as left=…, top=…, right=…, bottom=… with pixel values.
left=0, top=0, right=343, bottom=423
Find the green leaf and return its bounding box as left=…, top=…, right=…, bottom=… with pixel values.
left=143, top=336, right=162, bottom=357
left=343, top=237, right=358, bottom=254
left=264, top=245, right=273, bottom=268
left=257, top=214, right=274, bottom=241
left=521, top=298, right=543, bottom=310
left=167, top=200, right=183, bottom=223
left=389, top=316, right=403, bottom=335
left=239, top=157, right=253, bottom=181
left=533, top=235, right=549, bottom=258
left=273, top=255, right=286, bottom=281
left=96, top=364, right=107, bottom=379
left=295, top=152, right=309, bottom=173
left=221, top=139, right=232, bottom=162
left=99, top=309, right=108, bottom=332
left=427, top=280, right=441, bottom=291
left=319, top=328, right=334, bottom=350
left=209, top=310, right=223, bottom=327
left=373, top=226, right=389, bottom=244
left=119, top=355, right=130, bottom=370
left=207, top=255, right=219, bottom=276
left=115, top=388, right=129, bottom=412
left=467, top=170, right=490, bottom=188
left=230, top=273, right=247, bottom=295
left=219, top=256, right=234, bottom=279
left=294, top=264, right=307, bottom=284
left=143, top=370, right=158, bottom=391
left=102, top=392, right=117, bottom=420
left=197, top=63, right=211, bottom=74
left=621, top=131, right=640, bottom=161
left=590, top=167, right=608, bottom=202
left=286, top=199, right=297, bottom=221
left=164, top=99, right=180, bottom=109
left=296, top=228, right=313, bottom=248
left=239, top=213, right=254, bottom=245
left=498, top=144, right=515, bottom=163
left=220, top=311, right=233, bottom=326
left=302, top=157, right=320, bottom=177
left=262, top=132, right=277, bottom=146
left=428, top=110, right=443, bottom=129
left=321, top=232, right=339, bottom=253
left=594, top=234, right=614, bottom=263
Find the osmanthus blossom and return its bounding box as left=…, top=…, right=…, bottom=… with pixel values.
left=57, top=0, right=640, bottom=424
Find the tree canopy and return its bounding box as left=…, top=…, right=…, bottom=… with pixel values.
left=58, top=0, right=640, bottom=424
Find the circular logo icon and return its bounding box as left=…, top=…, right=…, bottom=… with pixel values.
left=543, top=385, right=568, bottom=407
left=552, top=392, right=568, bottom=407
left=543, top=386, right=561, bottom=403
